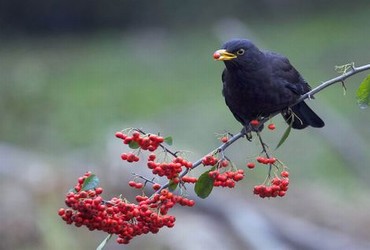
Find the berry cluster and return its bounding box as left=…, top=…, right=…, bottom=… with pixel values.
left=202, top=155, right=218, bottom=166
left=253, top=170, right=289, bottom=198
left=256, top=156, right=277, bottom=165
left=181, top=176, right=198, bottom=183
left=121, top=153, right=140, bottom=162
left=147, top=156, right=192, bottom=181
left=138, top=189, right=195, bottom=216
left=116, top=131, right=164, bottom=152
left=128, top=180, right=144, bottom=189
left=61, top=127, right=295, bottom=247
left=59, top=172, right=195, bottom=245
left=209, top=169, right=244, bottom=188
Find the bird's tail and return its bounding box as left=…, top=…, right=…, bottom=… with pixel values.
left=282, top=101, right=325, bottom=129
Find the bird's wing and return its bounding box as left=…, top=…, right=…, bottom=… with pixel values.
left=266, top=52, right=311, bottom=95
left=221, top=69, right=247, bottom=125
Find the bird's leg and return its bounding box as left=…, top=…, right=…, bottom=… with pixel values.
left=241, top=126, right=253, bottom=141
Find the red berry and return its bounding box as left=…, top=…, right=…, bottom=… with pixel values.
left=95, top=187, right=103, bottom=195
left=123, top=137, right=132, bottom=144
left=187, top=199, right=195, bottom=207
left=152, top=183, right=161, bottom=190
left=281, top=179, right=289, bottom=187
left=256, top=156, right=266, bottom=164
left=268, top=158, right=277, bottom=164
left=127, top=153, right=138, bottom=162
left=220, top=160, right=229, bottom=167
left=281, top=171, right=289, bottom=178
left=128, top=181, right=136, bottom=187
left=148, top=153, right=156, bottom=161
left=156, top=136, right=164, bottom=143
left=79, top=191, right=87, bottom=198
left=268, top=123, right=276, bottom=130
left=115, top=132, right=126, bottom=139
left=213, top=52, right=221, bottom=60
left=121, top=153, right=128, bottom=160
left=209, top=170, right=219, bottom=179
left=247, top=162, right=255, bottom=169
left=271, top=177, right=281, bottom=185
left=58, top=208, right=65, bottom=216
left=233, top=173, right=244, bottom=181
left=250, top=120, right=260, bottom=126
left=220, top=136, right=228, bottom=143
left=132, top=131, right=140, bottom=139
left=278, top=191, right=286, bottom=197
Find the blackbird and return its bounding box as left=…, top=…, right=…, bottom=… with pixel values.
left=213, top=39, right=324, bottom=129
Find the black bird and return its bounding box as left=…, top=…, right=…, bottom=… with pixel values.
left=213, top=39, right=324, bottom=129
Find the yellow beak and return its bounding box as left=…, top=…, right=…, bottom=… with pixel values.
left=213, top=49, right=237, bottom=61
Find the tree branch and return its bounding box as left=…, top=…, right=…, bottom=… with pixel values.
left=298, top=64, right=370, bottom=102
left=155, top=63, right=370, bottom=193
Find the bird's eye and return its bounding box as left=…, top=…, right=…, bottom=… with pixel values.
left=236, top=49, right=245, bottom=55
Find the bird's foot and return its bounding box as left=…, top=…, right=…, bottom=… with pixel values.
left=241, top=127, right=253, bottom=141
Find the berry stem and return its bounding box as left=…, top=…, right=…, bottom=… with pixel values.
left=131, top=173, right=156, bottom=185
left=256, top=131, right=274, bottom=178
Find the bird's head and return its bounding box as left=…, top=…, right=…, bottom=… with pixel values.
left=213, top=39, right=263, bottom=70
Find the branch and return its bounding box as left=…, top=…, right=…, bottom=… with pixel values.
left=298, top=64, right=370, bottom=102
left=155, top=63, right=370, bottom=193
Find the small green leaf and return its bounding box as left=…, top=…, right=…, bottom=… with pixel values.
left=275, top=117, right=293, bottom=150
left=68, top=187, right=77, bottom=194
left=164, top=136, right=173, bottom=145
left=194, top=169, right=215, bottom=199
left=356, top=74, right=370, bottom=109
left=128, top=141, right=140, bottom=149
left=96, top=234, right=113, bottom=250
left=168, top=179, right=178, bottom=191
left=81, top=174, right=99, bottom=191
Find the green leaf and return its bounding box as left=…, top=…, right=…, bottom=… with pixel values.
left=164, top=136, right=173, bottom=145
left=81, top=174, right=99, bottom=191
left=356, top=74, right=370, bottom=109
left=275, top=117, right=293, bottom=150
left=96, top=234, right=112, bottom=250
left=128, top=141, right=140, bottom=149
left=68, top=187, right=77, bottom=194
left=168, top=179, right=178, bottom=191
left=194, top=169, right=215, bottom=199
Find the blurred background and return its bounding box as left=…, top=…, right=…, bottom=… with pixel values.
left=1, top=0, right=370, bottom=249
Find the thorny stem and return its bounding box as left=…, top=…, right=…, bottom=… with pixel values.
left=151, top=64, right=370, bottom=195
